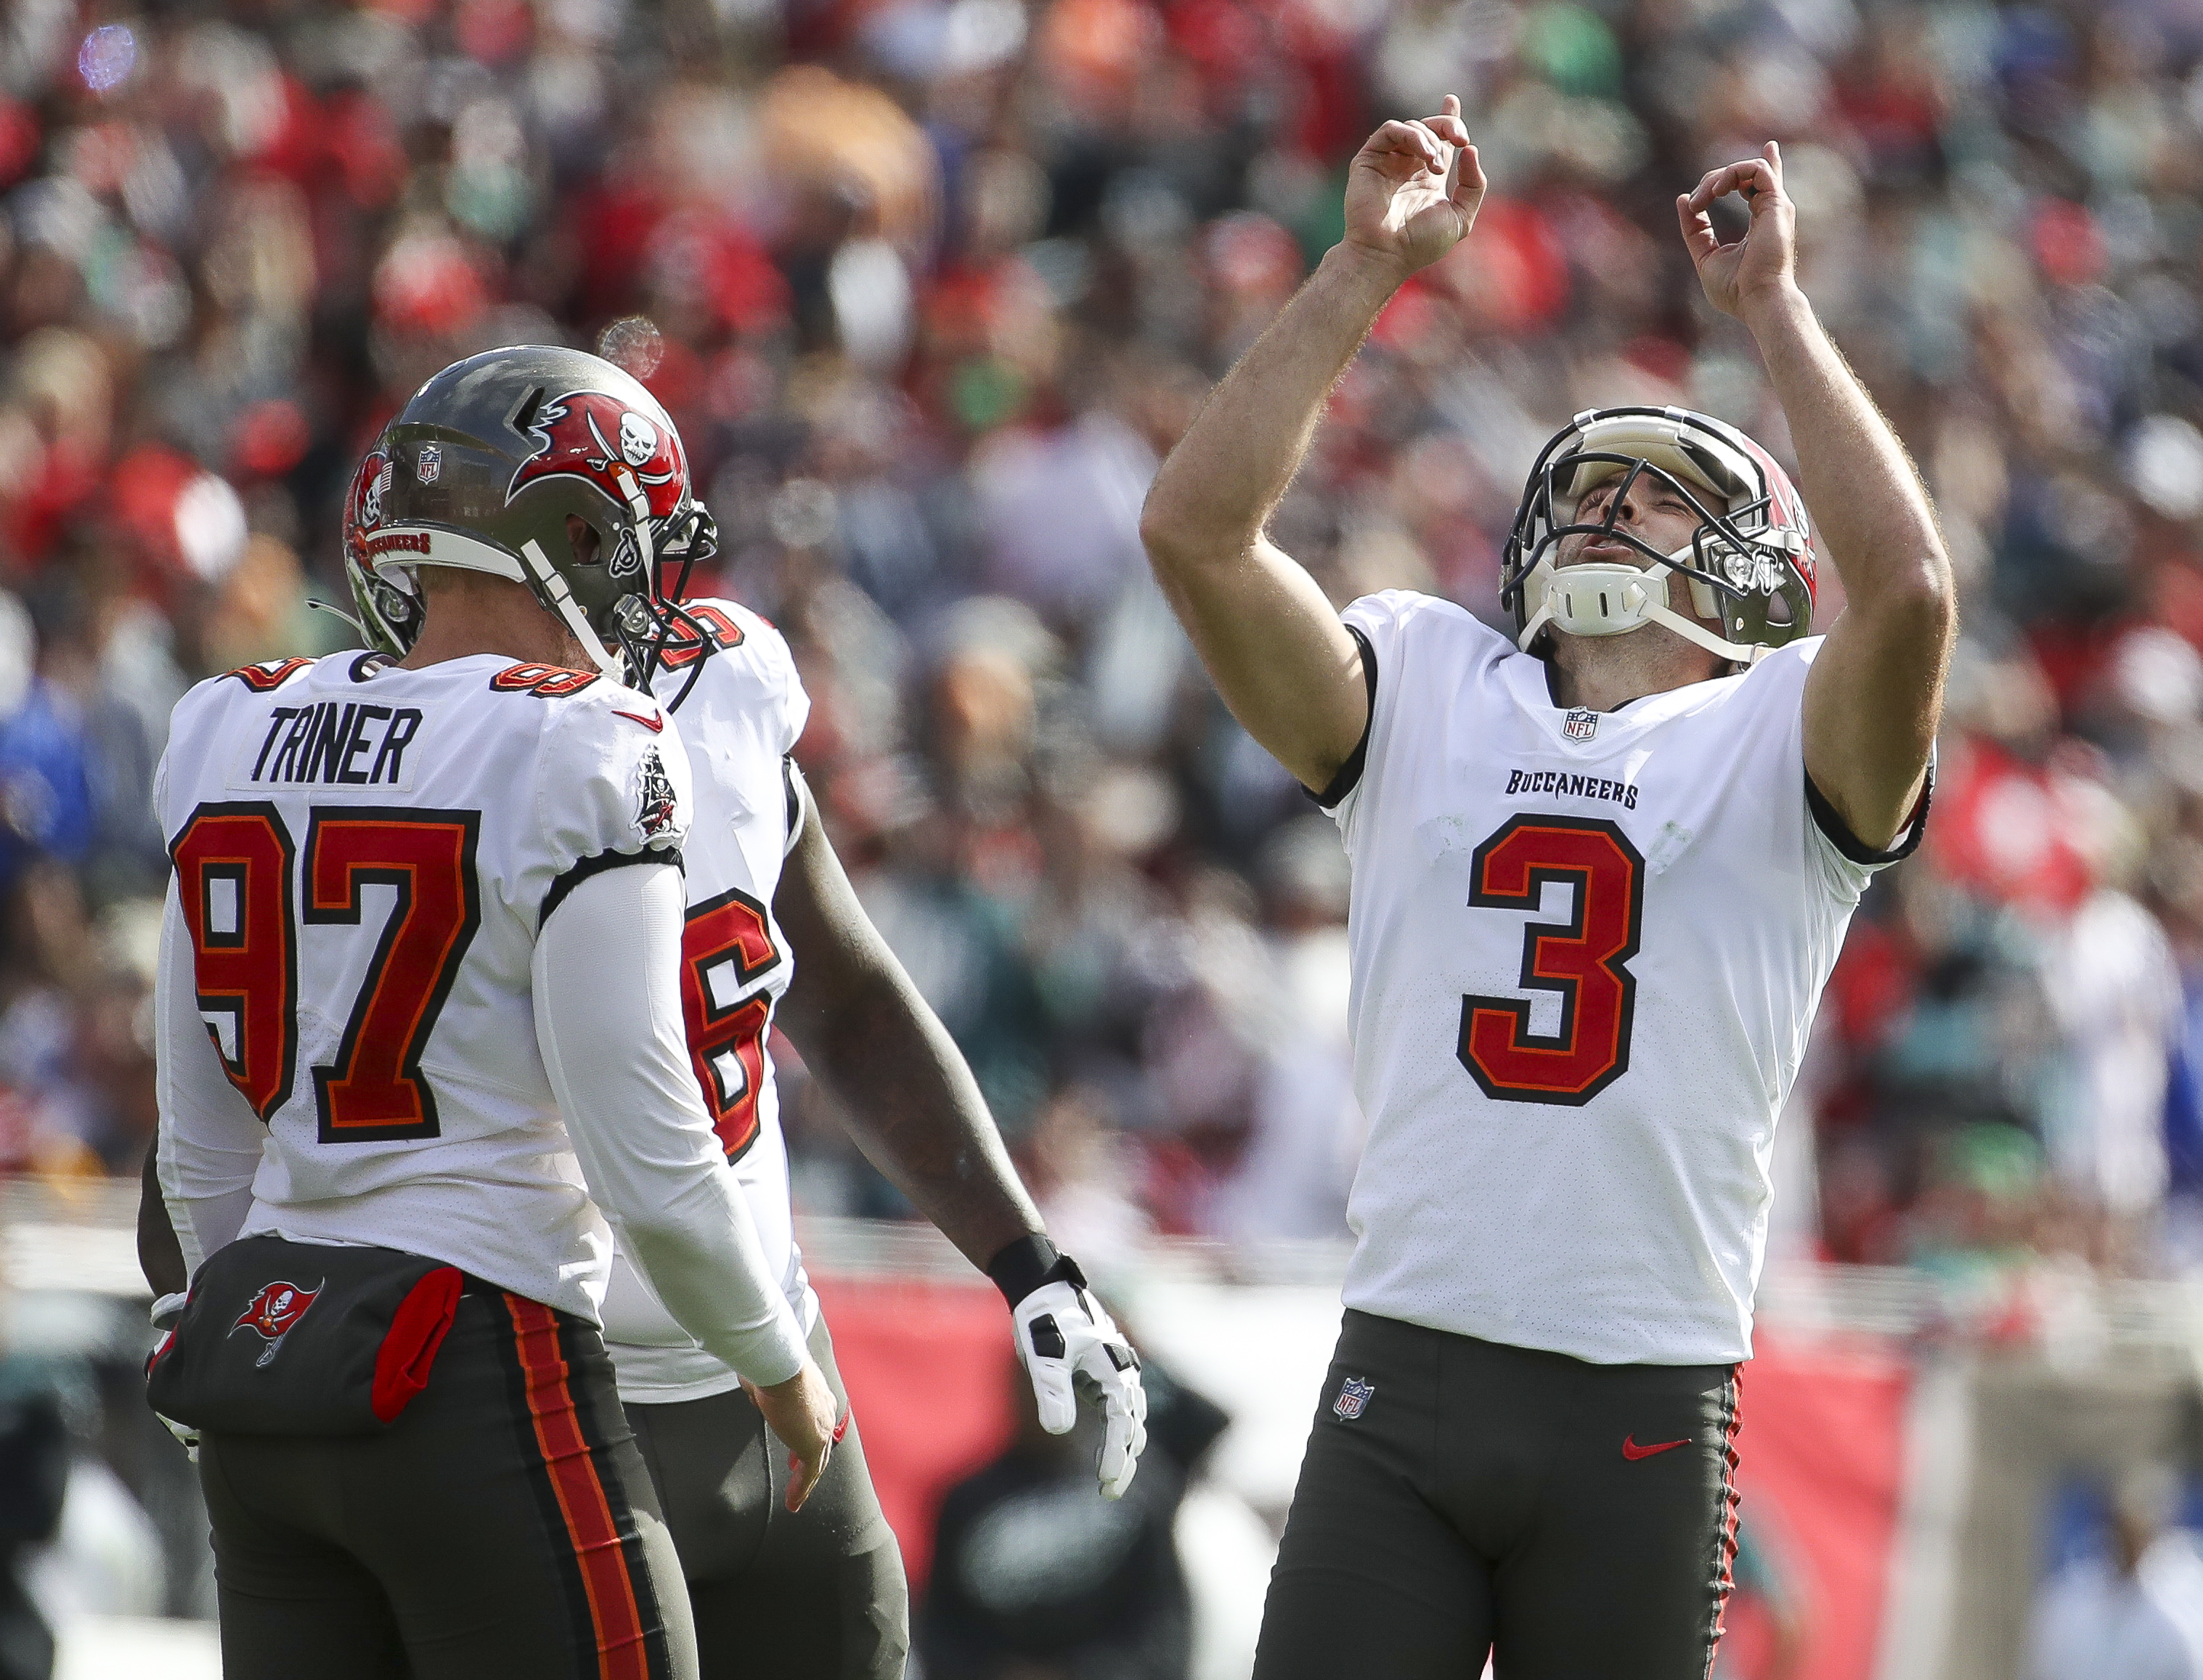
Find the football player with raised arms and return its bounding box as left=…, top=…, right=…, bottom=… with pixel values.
left=144, top=348, right=842, bottom=1679
left=329, top=346, right=1148, bottom=1679
left=1139, top=103, right=1952, bottom=1676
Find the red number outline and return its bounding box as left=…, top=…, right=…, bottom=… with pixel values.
left=653, top=603, right=746, bottom=671
left=303, top=809, right=483, bottom=1143
left=679, top=885, right=782, bottom=1160
left=224, top=658, right=313, bottom=692
left=490, top=663, right=600, bottom=697
left=172, top=803, right=298, bottom=1121
left=1459, top=814, right=1644, bottom=1106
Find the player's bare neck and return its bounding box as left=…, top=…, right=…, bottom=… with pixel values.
left=1543, top=628, right=1724, bottom=714
left=397, top=569, right=590, bottom=672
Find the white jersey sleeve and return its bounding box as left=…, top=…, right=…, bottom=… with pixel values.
left=534, top=862, right=807, bottom=1386
left=752, top=611, right=812, bottom=759
left=532, top=679, right=692, bottom=925
left=1327, top=589, right=1505, bottom=854
left=154, top=876, right=264, bottom=1273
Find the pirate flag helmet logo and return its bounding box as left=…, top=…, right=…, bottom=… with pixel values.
left=509, top=390, right=691, bottom=530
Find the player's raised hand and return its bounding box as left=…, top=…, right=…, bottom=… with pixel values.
left=1341, top=94, right=1485, bottom=282
left=1014, top=1271, right=1148, bottom=1499
left=745, top=1355, right=843, bottom=1513
left=1677, top=142, right=1798, bottom=321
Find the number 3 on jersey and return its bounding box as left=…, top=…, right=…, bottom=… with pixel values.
left=1458, top=814, right=1644, bottom=1106
left=173, top=803, right=481, bottom=1141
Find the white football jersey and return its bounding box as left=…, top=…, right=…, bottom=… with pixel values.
left=154, top=650, right=692, bottom=1323
left=600, top=599, right=818, bottom=1402
left=1325, top=592, right=1918, bottom=1366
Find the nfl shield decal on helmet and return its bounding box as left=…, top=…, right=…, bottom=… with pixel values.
left=1333, top=1375, right=1375, bottom=1421
left=1563, top=707, right=1600, bottom=742
left=415, top=443, right=441, bottom=484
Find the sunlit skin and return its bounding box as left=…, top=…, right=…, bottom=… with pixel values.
left=1141, top=99, right=1952, bottom=848
left=1558, top=476, right=1703, bottom=569
left=1544, top=474, right=1729, bottom=702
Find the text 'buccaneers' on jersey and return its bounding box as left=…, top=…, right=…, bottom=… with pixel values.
left=1319, top=591, right=1921, bottom=1366
left=155, top=648, right=701, bottom=1323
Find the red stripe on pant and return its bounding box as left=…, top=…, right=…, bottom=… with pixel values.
left=505, top=1294, right=651, bottom=1680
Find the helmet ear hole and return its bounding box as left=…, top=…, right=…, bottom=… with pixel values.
left=566, top=515, right=603, bottom=567
left=1766, top=590, right=1795, bottom=629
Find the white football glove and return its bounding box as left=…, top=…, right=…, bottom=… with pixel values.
left=1012, top=1276, right=1148, bottom=1499
left=156, top=1409, right=200, bottom=1464
left=148, top=1292, right=199, bottom=1463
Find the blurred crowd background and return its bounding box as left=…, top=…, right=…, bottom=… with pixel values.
left=5, top=0, right=2203, bottom=1297
left=8, top=0, right=2203, bottom=1673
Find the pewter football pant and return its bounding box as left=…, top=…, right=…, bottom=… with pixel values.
left=1253, top=1308, right=1742, bottom=1680
left=200, top=1281, right=696, bottom=1680
left=625, top=1317, right=908, bottom=1680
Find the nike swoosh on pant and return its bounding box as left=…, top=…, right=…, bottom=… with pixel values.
left=1622, top=1435, right=1691, bottom=1460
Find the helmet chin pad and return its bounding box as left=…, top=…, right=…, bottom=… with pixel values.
left=1518, top=545, right=1775, bottom=668
left=1542, top=561, right=1669, bottom=637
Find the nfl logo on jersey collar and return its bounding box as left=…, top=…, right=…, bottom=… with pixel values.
left=1563, top=707, right=1599, bottom=743
left=1332, top=1376, right=1375, bottom=1421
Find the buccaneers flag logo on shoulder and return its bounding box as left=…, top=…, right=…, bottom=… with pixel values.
left=508, top=391, right=688, bottom=521
left=635, top=744, right=678, bottom=840
left=232, top=1280, right=322, bottom=1368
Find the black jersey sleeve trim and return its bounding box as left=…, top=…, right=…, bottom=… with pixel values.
left=1308, top=624, right=1380, bottom=812
left=541, top=845, right=684, bottom=926
left=1804, top=764, right=1932, bottom=867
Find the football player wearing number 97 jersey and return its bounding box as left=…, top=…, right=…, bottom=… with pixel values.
left=1141, top=109, right=1952, bottom=1679
left=144, top=347, right=847, bottom=1680
left=320, top=346, right=1147, bottom=1680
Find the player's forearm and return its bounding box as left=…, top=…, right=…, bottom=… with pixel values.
left=138, top=1146, right=188, bottom=1297
left=535, top=864, right=807, bottom=1384
left=1741, top=285, right=1952, bottom=620
left=616, top=1170, right=807, bottom=1385
left=152, top=886, right=264, bottom=1273
left=1141, top=245, right=1405, bottom=568
left=795, top=965, right=1043, bottom=1273
left=775, top=797, right=1043, bottom=1271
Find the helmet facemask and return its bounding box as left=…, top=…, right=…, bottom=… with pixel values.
left=628, top=503, right=725, bottom=710
left=1501, top=408, right=1816, bottom=669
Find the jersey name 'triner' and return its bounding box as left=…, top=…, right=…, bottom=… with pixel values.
left=155, top=651, right=691, bottom=1322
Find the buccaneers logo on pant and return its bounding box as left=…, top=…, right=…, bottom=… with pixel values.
left=232, top=1280, right=322, bottom=1368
